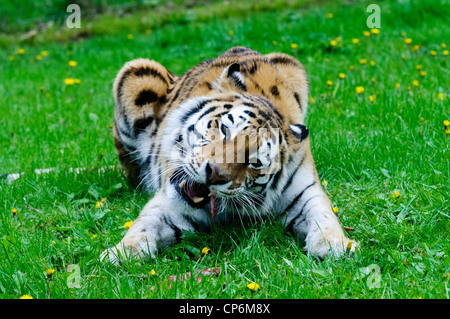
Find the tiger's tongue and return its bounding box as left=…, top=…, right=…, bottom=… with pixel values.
left=185, top=182, right=218, bottom=219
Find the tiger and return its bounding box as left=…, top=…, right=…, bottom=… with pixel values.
left=100, top=46, right=357, bottom=264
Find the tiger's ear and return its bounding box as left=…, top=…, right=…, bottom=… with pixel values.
left=287, top=124, right=309, bottom=152
left=213, top=62, right=247, bottom=92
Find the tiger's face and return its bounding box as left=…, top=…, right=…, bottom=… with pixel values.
left=164, top=92, right=309, bottom=219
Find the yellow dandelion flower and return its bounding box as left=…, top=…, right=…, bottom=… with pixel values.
left=441, top=43, right=447, bottom=49
left=444, top=50, right=449, bottom=56
left=419, top=71, right=427, bottom=77
left=349, top=65, right=355, bottom=70
left=247, top=282, right=260, bottom=291
left=356, top=86, right=365, bottom=94
left=91, top=234, right=97, bottom=239
left=359, top=58, right=367, bottom=65
left=202, top=247, right=210, bottom=255
left=18, top=48, right=25, bottom=54
left=430, top=50, right=437, bottom=56
left=74, top=78, right=81, bottom=84
left=41, top=51, right=49, bottom=56
left=335, top=37, right=342, bottom=43
left=228, top=30, right=234, bottom=36
left=68, top=60, right=77, bottom=67
left=290, top=43, right=298, bottom=49
left=412, top=80, right=419, bottom=87
left=12, top=208, right=17, bottom=213
left=36, top=55, right=42, bottom=61
left=272, top=41, right=278, bottom=46
left=404, top=38, right=412, bottom=44
left=352, top=38, right=360, bottom=44
left=309, top=96, right=316, bottom=103
left=412, top=45, right=420, bottom=51
left=338, top=73, right=346, bottom=79
left=444, top=273, right=450, bottom=278
left=20, top=295, right=33, bottom=299
left=124, top=221, right=133, bottom=229
left=392, top=191, right=400, bottom=198
left=150, top=269, right=156, bottom=276
left=326, top=80, right=333, bottom=86
left=401, top=55, right=407, bottom=60
left=438, top=93, right=444, bottom=100
left=444, top=120, right=450, bottom=126
left=146, top=29, right=152, bottom=35
left=401, top=31, right=407, bottom=37
left=370, top=28, right=380, bottom=34
left=370, top=60, right=375, bottom=66
left=395, top=83, right=400, bottom=88
left=327, top=13, right=333, bottom=19
left=64, top=78, right=75, bottom=85
left=95, top=201, right=103, bottom=209
left=330, top=40, right=337, bottom=47
left=446, top=129, right=450, bottom=135
left=416, top=64, right=422, bottom=70
left=371, top=77, right=375, bottom=83
left=321, top=180, right=328, bottom=187
left=332, top=206, right=339, bottom=214
left=363, top=31, right=371, bottom=37
left=46, top=269, right=55, bottom=276
left=369, top=95, right=375, bottom=102
left=127, top=34, right=134, bottom=39
left=9, top=55, right=15, bottom=61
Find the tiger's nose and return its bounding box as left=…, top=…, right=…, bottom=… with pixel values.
left=205, top=163, right=230, bottom=185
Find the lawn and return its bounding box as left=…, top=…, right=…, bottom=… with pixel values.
left=0, top=0, right=449, bottom=299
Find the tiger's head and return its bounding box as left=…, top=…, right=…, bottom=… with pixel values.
left=163, top=63, right=309, bottom=219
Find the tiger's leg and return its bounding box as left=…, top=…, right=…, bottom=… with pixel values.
left=112, top=58, right=176, bottom=187
left=100, top=190, right=196, bottom=265
left=281, top=152, right=357, bottom=258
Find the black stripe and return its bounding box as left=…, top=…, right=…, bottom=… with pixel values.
left=281, top=157, right=304, bottom=193
left=287, top=213, right=307, bottom=234
left=134, top=66, right=167, bottom=84
left=298, top=194, right=321, bottom=215
left=116, top=68, right=134, bottom=102
left=270, top=85, right=280, bottom=97
left=133, top=116, right=154, bottom=136
left=197, top=106, right=217, bottom=121
left=294, top=92, right=302, bottom=110
left=181, top=99, right=213, bottom=123
left=284, top=184, right=318, bottom=233
left=270, top=166, right=284, bottom=190
left=270, top=56, right=299, bottom=67
left=162, top=215, right=182, bottom=244
left=287, top=194, right=322, bottom=234
left=284, top=181, right=315, bottom=213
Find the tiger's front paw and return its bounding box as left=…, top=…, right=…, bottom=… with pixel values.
left=305, top=230, right=358, bottom=259
left=100, top=235, right=155, bottom=265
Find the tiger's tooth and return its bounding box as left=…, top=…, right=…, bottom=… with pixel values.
left=179, top=180, right=186, bottom=189
left=193, top=196, right=204, bottom=204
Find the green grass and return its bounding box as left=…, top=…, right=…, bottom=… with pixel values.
left=1, top=0, right=450, bottom=299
